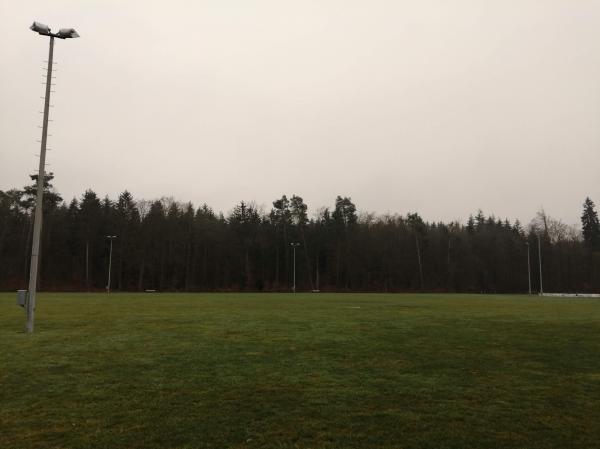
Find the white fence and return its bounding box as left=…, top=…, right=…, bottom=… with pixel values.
left=541, top=293, right=600, bottom=298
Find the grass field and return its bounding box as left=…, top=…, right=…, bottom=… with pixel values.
left=1, top=293, right=600, bottom=449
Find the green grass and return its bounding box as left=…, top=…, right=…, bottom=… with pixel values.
left=1, top=293, right=600, bottom=449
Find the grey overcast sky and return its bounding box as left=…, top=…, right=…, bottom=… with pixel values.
left=1, top=1, right=599, bottom=225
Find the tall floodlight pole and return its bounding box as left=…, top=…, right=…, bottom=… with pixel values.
left=537, top=233, right=543, bottom=295
left=526, top=242, right=532, bottom=295
left=290, top=243, right=300, bottom=293
left=106, top=236, right=117, bottom=294
left=26, top=22, right=79, bottom=333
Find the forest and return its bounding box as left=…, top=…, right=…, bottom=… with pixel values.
left=1, top=174, right=600, bottom=293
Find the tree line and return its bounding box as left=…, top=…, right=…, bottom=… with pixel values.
left=1, top=175, right=600, bottom=293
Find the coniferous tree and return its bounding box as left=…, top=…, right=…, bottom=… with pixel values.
left=1, top=181, right=598, bottom=294
left=466, top=215, right=475, bottom=235
left=78, top=190, right=102, bottom=290
left=581, top=197, right=600, bottom=250
left=290, top=195, right=313, bottom=290
left=270, top=195, right=291, bottom=288
left=21, top=172, right=62, bottom=212
left=332, top=196, right=357, bottom=289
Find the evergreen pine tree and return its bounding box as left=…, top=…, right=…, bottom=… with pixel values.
left=581, top=197, right=600, bottom=250
left=475, top=210, right=485, bottom=230
left=466, top=215, right=475, bottom=235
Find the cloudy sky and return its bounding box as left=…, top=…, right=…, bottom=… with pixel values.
left=1, top=1, right=599, bottom=225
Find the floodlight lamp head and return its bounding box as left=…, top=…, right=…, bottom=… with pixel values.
left=57, top=28, right=80, bottom=39
left=30, top=21, right=51, bottom=35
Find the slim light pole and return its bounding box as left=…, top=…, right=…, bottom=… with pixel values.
left=26, top=22, right=79, bottom=333
left=526, top=241, right=532, bottom=295
left=537, top=233, right=543, bottom=295
left=106, top=235, right=117, bottom=294
left=290, top=243, right=300, bottom=293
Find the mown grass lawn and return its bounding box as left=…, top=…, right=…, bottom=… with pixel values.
left=1, top=292, right=599, bottom=449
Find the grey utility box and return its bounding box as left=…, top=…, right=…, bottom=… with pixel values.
left=17, top=290, right=28, bottom=308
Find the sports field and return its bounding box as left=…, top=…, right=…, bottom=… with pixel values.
left=1, top=293, right=599, bottom=449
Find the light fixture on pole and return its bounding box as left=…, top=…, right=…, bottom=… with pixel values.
left=290, top=243, right=300, bottom=293
left=106, top=236, right=117, bottom=294
left=26, top=21, right=79, bottom=333
left=526, top=241, right=532, bottom=295
left=537, top=233, right=543, bottom=295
